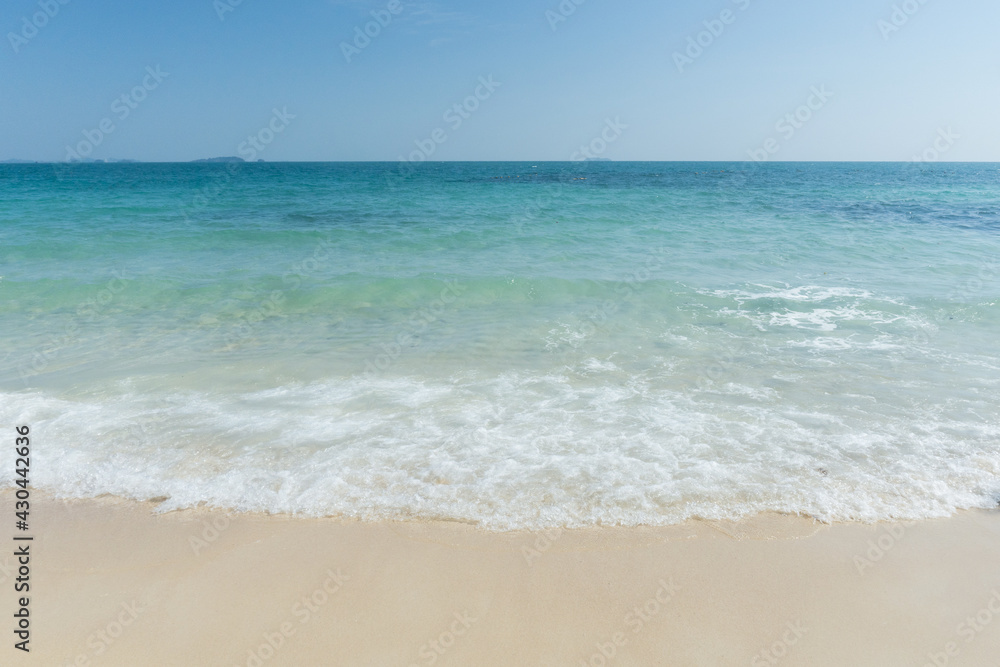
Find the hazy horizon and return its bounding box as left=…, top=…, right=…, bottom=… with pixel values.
left=6, top=159, right=1000, bottom=164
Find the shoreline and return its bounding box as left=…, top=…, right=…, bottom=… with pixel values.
left=5, top=494, right=1000, bottom=665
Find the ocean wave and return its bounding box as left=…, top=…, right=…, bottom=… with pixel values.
left=3, top=367, right=998, bottom=530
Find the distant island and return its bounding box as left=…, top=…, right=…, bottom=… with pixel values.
left=191, top=157, right=245, bottom=163
left=65, top=158, right=141, bottom=164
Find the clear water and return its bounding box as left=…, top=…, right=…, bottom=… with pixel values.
left=2, top=162, right=999, bottom=528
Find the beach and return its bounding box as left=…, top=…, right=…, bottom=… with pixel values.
left=6, top=493, right=999, bottom=666
left=5, top=0, right=999, bottom=662
left=2, top=162, right=999, bottom=665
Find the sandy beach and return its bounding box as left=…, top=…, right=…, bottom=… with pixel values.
left=5, top=0, right=1000, bottom=663
left=3, top=493, right=998, bottom=666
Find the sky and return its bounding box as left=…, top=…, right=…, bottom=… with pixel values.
left=1, top=0, right=997, bottom=162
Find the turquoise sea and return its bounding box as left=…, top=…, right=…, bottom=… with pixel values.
left=1, top=162, right=999, bottom=529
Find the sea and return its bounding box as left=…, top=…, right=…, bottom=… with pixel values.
left=1, top=161, right=998, bottom=529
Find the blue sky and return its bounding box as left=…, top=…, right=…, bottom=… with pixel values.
left=1, top=0, right=997, bottom=161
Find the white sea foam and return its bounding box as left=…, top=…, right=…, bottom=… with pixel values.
left=704, top=283, right=925, bottom=338
left=707, top=284, right=891, bottom=304
left=3, top=362, right=998, bottom=530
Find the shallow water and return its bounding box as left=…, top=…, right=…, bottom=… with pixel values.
left=2, top=162, right=998, bottom=528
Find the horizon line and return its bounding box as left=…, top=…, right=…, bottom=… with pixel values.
left=3, top=159, right=999, bottom=165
